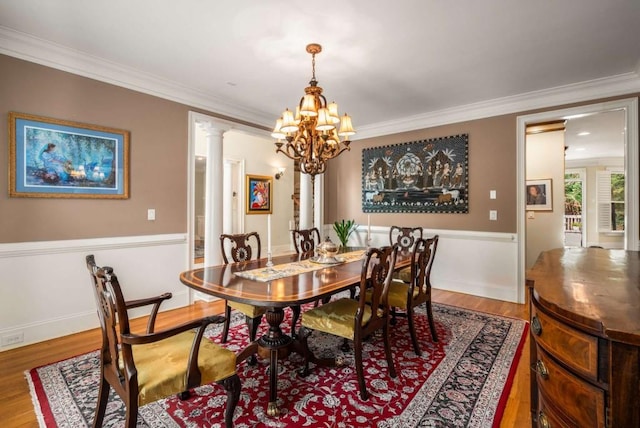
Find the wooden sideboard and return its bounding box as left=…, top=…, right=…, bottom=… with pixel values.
left=527, top=248, right=640, bottom=427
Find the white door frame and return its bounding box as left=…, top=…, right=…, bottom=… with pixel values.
left=516, top=98, right=639, bottom=303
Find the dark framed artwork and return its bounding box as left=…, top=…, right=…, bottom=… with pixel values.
left=526, top=179, right=552, bottom=211
left=9, top=112, right=130, bottom=199
left=246, top=174, right=273, bottom=214
left=362, top=134, right=469, bottom=213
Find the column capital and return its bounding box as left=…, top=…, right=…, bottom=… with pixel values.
left=196, top=120, right=230, bottom=137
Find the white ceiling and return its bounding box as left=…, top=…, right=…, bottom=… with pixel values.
left=1, top=0, right=639, bottom=141
left=564, top=110, right=625, bottom=161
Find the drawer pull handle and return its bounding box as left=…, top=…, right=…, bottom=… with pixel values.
left=532, top=315, right=542, bottom=335
left=538, top=411, right=551, bottom=428
left=536, top=360, right=549, bottom=379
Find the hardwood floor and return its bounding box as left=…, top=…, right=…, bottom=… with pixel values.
left=0, top=289, right=530, bottom=427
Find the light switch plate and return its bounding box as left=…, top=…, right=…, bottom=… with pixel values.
left=490, top=190, right=497, bottom=199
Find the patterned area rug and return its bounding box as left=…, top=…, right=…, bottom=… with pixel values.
left=26, top=303, right=527, bottom=427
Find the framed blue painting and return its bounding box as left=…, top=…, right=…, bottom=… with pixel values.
left=9, top=112, right=130, bottom=199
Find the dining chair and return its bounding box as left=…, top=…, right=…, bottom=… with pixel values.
left=291, top=227, right=321, bottom=254
left=85, top=255, right=241, bottom=427
left=386, top=236, right=439, bottom=356
left=219, top=232, right=266, bottom=345
left=290, top=227, right=323, bottom=328
left=298, top=245, right=399, bottom=400
left=389, top=225, right=423, bottom=284
left=291, top=227, right=320, bottom=337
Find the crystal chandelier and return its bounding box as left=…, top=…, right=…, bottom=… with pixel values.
left=271, top=43, right=356, bottom=177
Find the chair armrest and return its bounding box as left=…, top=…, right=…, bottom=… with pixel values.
left=121, top=315, right=225, bottom=345
left=125, top=292, right=172, bottom=334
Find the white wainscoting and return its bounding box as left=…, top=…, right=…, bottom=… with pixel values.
left=323, top=225, right=520, bottom=304
left=0, top=234, right=189, bottom=351
left=0, top=228, right=520, bottom=351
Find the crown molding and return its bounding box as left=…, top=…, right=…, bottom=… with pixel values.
left=0, top=26, right=273, bottom=128
left=2, top=26, right=639, bottom=139
left=355, top=71, right=640, bottom=139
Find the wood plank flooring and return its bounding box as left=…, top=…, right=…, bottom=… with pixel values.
left=0, top=289, right=530, bottom=427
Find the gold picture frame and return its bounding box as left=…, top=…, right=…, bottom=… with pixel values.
left=246, top=174, right=273, bottom=214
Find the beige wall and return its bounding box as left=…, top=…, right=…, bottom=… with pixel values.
left=525, top=131, right=566, bottom=268
left=325, top=115, right=518, bottom=233
left=2, top=53, right=638, bottom=246
left=0, top=54, right=195, bottom=243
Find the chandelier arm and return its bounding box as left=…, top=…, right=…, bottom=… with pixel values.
left=275, top=146, right=296, bottom=161
left=318, top=94, right=328, bottom=109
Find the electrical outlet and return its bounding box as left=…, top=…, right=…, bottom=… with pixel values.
left=147, top=209, right=156, bottom=221
left=490, top=190, right=497, bottom=199
left=1, top=332, right=24, bottom=346
left=489, top=210, right=498, bottom=221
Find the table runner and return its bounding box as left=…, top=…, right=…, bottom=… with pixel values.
left=234, top=250, right=366, bottom=282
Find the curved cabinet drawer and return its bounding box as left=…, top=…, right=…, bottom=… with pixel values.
left=531, top=303, right=598, bottom=381
left=537, top=392, right=573, bottom=428
left=535, top=345, right=605, bottom=428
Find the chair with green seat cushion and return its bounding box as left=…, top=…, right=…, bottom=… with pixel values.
left=219, top=232, right=267, bottom=345
left=86, top=255, right=241, bottom=428
left=298, top=245, right=399, bottom=401
left=386, top=235, right=439, bottom=356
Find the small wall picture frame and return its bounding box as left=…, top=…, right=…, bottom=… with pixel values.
left=246, top=174, right=273, bottom=214
left=526, top=179, right=552, bottom=211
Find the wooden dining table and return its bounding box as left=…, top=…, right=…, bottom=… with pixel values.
left=179, top=248, right=411, bottom=416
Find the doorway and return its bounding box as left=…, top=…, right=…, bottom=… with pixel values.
left=564, top=168, right=585, bottom=248
left=516, top=98, right=639, bottom=303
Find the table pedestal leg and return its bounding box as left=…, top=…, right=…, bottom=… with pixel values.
left=257, top=307, right=292, bottom=417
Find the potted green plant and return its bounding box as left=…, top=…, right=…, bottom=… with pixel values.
left=572, top=221, right=582, bottom=231
left=333, top=219, right=358, bottom=248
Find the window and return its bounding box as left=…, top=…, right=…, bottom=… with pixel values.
left=597, top=169, right=625, bottom=233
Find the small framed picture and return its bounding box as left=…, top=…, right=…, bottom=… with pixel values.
left=526, top=179, right=552, bottom=211
left=246, top=174, right=273, bottom=214
left=9, top=112, right=129, bottom=199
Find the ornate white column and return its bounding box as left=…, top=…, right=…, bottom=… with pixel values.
left=299, top=172, right=313, bottom=229
left=223, top=159, right=233, bottom=234
left=198, top=121, right=225, bottom=267
left=314, top=173, right=324, bottom=236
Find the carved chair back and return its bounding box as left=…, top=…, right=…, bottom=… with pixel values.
left=358, top=245, right=399, bottom=331
left=389, top=226, right=423, bottom=252
left=408, top=236, right=439, bottom=305
left=86, top=255, right=135, bottom=402
left=291, top=227, right=321, bottom=254
left=220, top=232, right=261, bottom=264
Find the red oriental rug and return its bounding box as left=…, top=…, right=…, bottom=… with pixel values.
left=26, top=303, right=527, bottom=427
